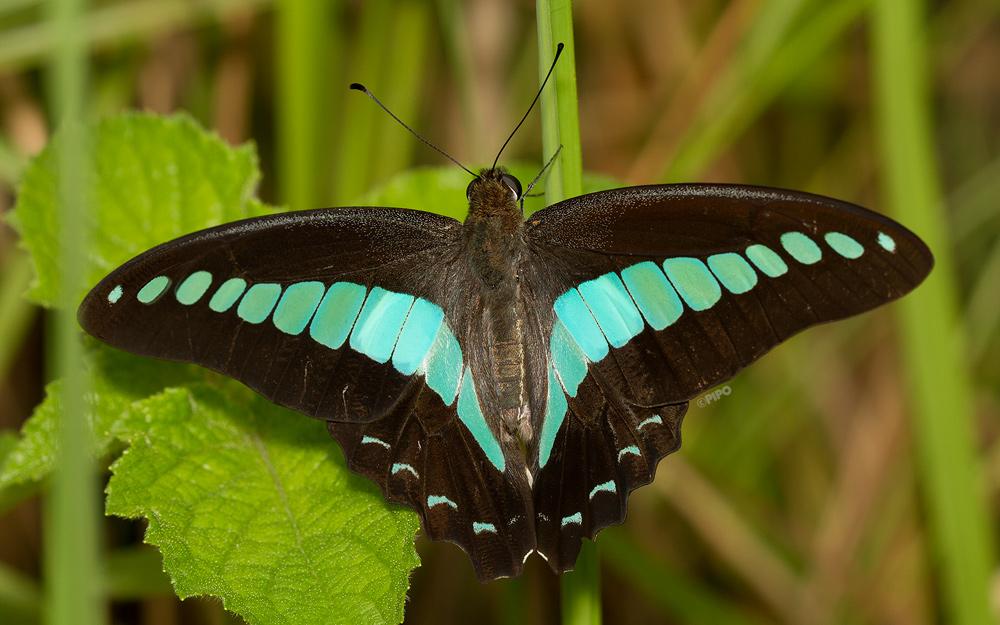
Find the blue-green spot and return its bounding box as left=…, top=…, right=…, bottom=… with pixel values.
left=589, top=480, right=617, bottom=499
left=553, top=289, right=609, bottom=362
left=350, top=287, right=415, bottom=364
left=538, top=365, right=568, bottom=468
left=427, top=495, right=458, bottom=510
left=273, top=281, right=325, bottom=335
left=578, top=272, right=644, bottom=348
left=550, top=319, right=588, bottom=397
left=638, top=415, right=662, bottom=429
left=473, top=522, right=497, bottom=535
left=561, top=512, right=582, bottom=528
left=878, top=231, right=897, bottom=253
left=175, top=271, right=213, bottom=305
left=392, top=298, right=445, bottom=376
left=662, top=257, right=722, bottom=311
left=107, top=285, right=123, bottom=304
left=310, top=282, right=366, bottom=350
left=424, top=325, right=463, bottom=406
left=237, top=283, right=282, bottom=324
left=708, top=253, right=758, bottom=294
left=391, top=463, right=418, bottom=478
left=137, top=276, right=170, bottom=304
left=457, top=369, right=506, bottom=472
left=209, top=278, right=248, bottom=312
left=781, top=232, right=822, bottom=265
left=620, top=261, right=683, bottom=330
left=617, top=446, right=641, bottom=461
left=745, top=244, right=788, bottom=277
left=825, top=232, right=865, bottom=259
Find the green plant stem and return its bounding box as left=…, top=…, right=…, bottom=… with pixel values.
left=872, top=1, right=995, bottom=624
left=372, top=0, right=430, bottom=183
left=560, top=544, right=601, bottom=625
left=277, top=0, right=329, bottom=210
left=45, top=0, right=102, bottom=623
left=536, top=3, right=599, bottom=624
left=536, top=0, right=583, bottom=204
left=332, top=0, right=391, bottom=204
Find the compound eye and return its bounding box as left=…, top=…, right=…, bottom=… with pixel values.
left=466, top=178, right=477, bottom=201
left=500, top=174, right=522, bottom=200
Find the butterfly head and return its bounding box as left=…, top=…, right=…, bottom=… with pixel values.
left=466, top=168, right=523, bottom=216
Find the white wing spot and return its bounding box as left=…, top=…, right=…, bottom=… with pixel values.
left=637, top=415, right=662, bottom=429
left=361, top=435, right=390, bottom=449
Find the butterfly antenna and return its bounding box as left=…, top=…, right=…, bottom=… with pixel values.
left=350, top=83, right=477, bottom=178
left=492, top=42, right=564, bottom=170
left=522, top=146, right=563, bottom=199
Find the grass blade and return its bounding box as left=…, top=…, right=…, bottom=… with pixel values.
left=44, top=0, right=102, bottom=623
left=0, top=0, right=274, bottom=72
left=332, top=0, right=391, bottom=204
left=371, top=0, right=431, bottom=183
left=662, top=0, right=867, bottom=182
left=536, top=0, right=582, bottom=203
left=276, top=0, right=332, bottom=209
left=872, top=1, right=996, bottom=624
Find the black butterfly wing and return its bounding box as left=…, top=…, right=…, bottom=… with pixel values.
left=521, top=183, right=932, bottom=570
left=325, top=378, right=535, bottom=581
left=79, top=207, right=461, bottom=422
left=323, top=274, right=539, bottom=581
left=78, top=207, right=535, bottom=580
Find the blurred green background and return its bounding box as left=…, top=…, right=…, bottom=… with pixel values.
left=0, top=0, right=998, bottom=624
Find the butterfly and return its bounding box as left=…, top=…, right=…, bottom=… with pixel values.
left=77, top=49, right=933, bottom=581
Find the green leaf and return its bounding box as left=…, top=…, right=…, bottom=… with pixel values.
left=0, top=344, right=200, bottom=493
left=0, top=379, right=118, bottom=492
left=0, top=432, right=16, bottom=465
left=106, top=384, right=419, bottom=625
left=0, top=381, right=75, bottom=490
left=0, top=431, right=35, bottom=514
left=6, top=112, right=425, bottom=624
left=8, top=113, right=273, bottom=307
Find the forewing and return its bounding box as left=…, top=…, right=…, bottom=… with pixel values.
left=79, top=207, right=460, bottom=422
left=525, top=183, right=932, bottom=406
